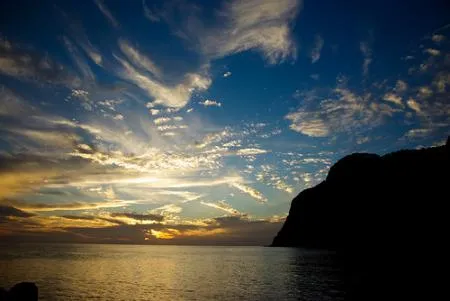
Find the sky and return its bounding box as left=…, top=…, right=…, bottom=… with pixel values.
left=0, top=0, right=449, bottom=245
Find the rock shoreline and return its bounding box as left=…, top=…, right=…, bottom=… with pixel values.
left=0, top=282, right=38, bottom=301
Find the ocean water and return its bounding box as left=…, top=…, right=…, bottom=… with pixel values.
left=0, top=243, right=345, bottom=300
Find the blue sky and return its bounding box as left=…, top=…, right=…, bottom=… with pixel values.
left=0, top=0, right=449, bottom=244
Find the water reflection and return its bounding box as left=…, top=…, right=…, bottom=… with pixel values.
left=0, top=243, right=344, bottom=300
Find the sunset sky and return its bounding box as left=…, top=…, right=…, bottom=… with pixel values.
left=0, top=0, right=449, bottom=245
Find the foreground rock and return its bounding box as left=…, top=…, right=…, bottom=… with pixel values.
left=272, top=138, right=449, bottom=299
left=0, top=283, right=38, bottom=301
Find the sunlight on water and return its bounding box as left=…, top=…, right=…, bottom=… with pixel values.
left=0, top=244, right=344, bottom=300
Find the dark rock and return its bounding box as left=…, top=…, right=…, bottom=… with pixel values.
left=0, top=288, right=8, bottom=300
left=272, top=139, right=449, bottom=299
left=0, top=283, right=38, bottom=301
left=272, top=141, right=449, bottom=248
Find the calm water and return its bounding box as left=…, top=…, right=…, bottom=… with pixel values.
left=0, top=243, right=344, bottom=300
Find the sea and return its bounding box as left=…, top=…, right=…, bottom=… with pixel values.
left=0, top=243, right=345, bottom=300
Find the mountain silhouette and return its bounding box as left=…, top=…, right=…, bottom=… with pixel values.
left=272, top=138, right=449, bottom=300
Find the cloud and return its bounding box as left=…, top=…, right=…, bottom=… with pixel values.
left=176, top=0, right=300, bottom=64
left=113, top=114, right=124, bottom=120
left=143, top=215, right=283, bottom=244
left=110, top=212, right=164, bottom=222
left=405, top=128, right=433, bottom=138
left=53, top=174, right=242, bottom=190
left=285, top=112, right=329, bottom=137
left=418, top=86, right=433, bottom=98
left=395, top=80, right=408, bottom=93
left=223, top=71, right=232, bottom=78
left=286, top=85, right=401, bottom=137
left=94, top=0, right=120, bottom=28
left=161, top=132, right=176, bottom=136
left=118, top=39, right=162, bottom=79
left=432, top=72, right=450, bottom=93
left=151, top=204, right=183, bottom=215
left=255, top=165, right=294, bottom=193
left=62, top=36, right=95, bottom=81
left=230, top=183, right=267, bottom=203
left=0, top=207, right=284, bottom=245
left=0, top=205, right=34, bottom=220
left=153, top=117, right=171, bottom=125
left=115, top=54, right=211, bottom=108
left=0, top=38, right=78, bottom=85
left=195, top=129, right=233, bottom=149
left=70, top=89, right=93, bottom=111
left=153, top=116, right=183, bottom=125
left=200, top=201, right=242, bottom=216
left=310, top=35, right=324, bottom=63
left=157, top=124, right=188, bottom=131
left=150, top=109, right=160, bottom=115
left=63, top=20, right=103, bottom=66
left=77, top=40, right=102, bottom=66
left=431, top=34, right=446, bottom=43
left=9, top=128, right=80, bottom=149
left=3, top=199, right=134, bottom=212
left=383, top=93, right=403, bottom=106
left=0, top=86, right=35, bottom=117
left=360, top=41, right=372, bottom=76
left=236, top=148, right=268, bottom=156
left=2, top=199, right=134, bottom=212
left=424, top=48, right=440, bottom=56
left=199, top=99, right=222, bottom=107
left=407, top=98, right=422, bottom=113
left=143, top=0, right=161, bottom=22
left=152, top=190, right=202, bottom=202
left=356, top=136, right=371, bottom=145
left=210, top=0, right=300, bottom=63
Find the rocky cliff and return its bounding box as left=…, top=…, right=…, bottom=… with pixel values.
left=272, top=139, right=449, bottom=249
left=271, top=138, right=449, bottom=300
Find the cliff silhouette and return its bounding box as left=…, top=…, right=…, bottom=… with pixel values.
left=272, top=138, right=449, bottom=248
left=272, top=137, right=449, bottom=299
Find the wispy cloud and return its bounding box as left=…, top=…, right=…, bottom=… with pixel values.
left=383, top=92, right=403, bottom=106
left=230, top=182, right=267, bottom=203
left=199, top=99, right=222, bottom=107
left=62, top=36, right=95, bottom=81
left=110, top=212, right=164, bottom=222
left=4, top=199, right=134, bottom=212
left=115, top=54, right=211, bottom=108
left=286, top=84, right=400, bottom=137
left=142, top=0, right=161, bottom=22
left=285, top=112, right=329, bottom=137
left=236, top=148, right=268, bottom=156
left=431, top=34, right=445, bottom=43
left=360, top=41, right=372, bottom=76
left=255, top=165, right=294, bottom=194
left=200, top=201, right=242, bottom=216
left=118, top=39, right=162, bottom=79
left=406, top=98, right=422, bottom=113
left=0, top=38, right=79, bottom=86
left=424, top=48, right=440, bottom=56
left=94, top=0, right=120, bottom=28
left=404, top=128, right=433, bottom=139
left=395, top=80, right=408, bottom=93
left=174, top=0, right=300, bottom=64
left=310, top=35, right=324, bottom=63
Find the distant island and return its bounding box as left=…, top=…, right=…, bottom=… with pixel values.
left=272, top=137, right=449, bottom=299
